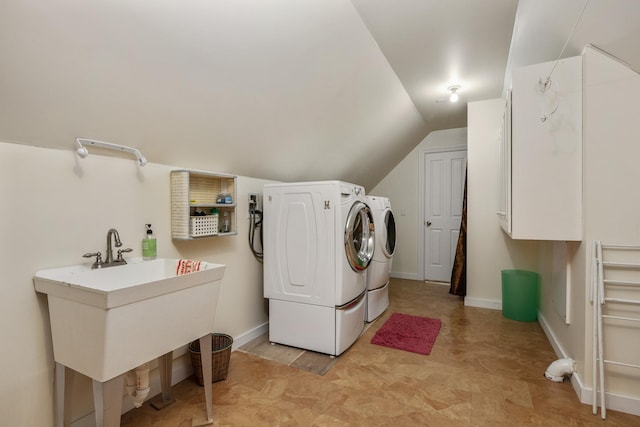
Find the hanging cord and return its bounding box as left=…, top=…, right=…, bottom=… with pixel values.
left=539, top=0, right=590, bottom=122
left=248, top=208, right=263, bottom=262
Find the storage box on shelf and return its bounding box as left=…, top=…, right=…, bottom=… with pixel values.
left=171, top=170, right=237, bottom=239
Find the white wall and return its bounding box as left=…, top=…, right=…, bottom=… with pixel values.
left=373, top=105, right=539, bottom=312
left=0, top=141, right=271, bottom=425
left=492, top=47, right=640, bottom=415
left=0, top=0, right=426, bottom=190
left=370, top=128, right=467, bottom=280
left=466, top=99, right=538, bottom=309
left=577, top=46, right=640, bottom=410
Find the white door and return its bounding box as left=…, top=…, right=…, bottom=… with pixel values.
left=424, top=150, right=467, bottom=282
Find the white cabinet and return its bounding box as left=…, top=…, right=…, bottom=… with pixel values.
left=497, top=92, right=512, bottom=234
left=499, top=55, right=582, bottom=241
left=170, top=170, right=237, bottom=239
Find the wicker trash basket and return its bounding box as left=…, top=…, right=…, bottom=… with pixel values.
left=188, top=333, right=233, bottom=385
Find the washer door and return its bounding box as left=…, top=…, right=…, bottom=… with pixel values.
left=344, top=201, right=375, bottom=271
left=383, top=209, right=396, bottom=258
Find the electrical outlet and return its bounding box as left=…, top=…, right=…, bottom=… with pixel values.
left=248, top=193, right=259, bottom=216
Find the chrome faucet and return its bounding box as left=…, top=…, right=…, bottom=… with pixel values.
left=106, top=228, right=122, bottom=264
left=83, top=228, right=132, bottom=269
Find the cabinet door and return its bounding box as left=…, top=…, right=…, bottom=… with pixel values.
left=510, top=55, right=582, bottom=241
left=498, top=92, right=512, bottom=235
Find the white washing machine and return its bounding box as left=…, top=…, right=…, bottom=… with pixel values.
left=364, top=195, right=396, bottom=322
left=263, top=181, right=375, bottom=356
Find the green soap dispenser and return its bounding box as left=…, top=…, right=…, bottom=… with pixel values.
left=142, top=224, right=157, bottom=260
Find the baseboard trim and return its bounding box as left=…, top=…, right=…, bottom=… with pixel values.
left=463, top=296, right=501, bottom=310
left=538, top=312, right=640, bottom=417
left=231, top=321, right=269, bottom=350
left=390, top=272, right=419, bottom=281
left=537, top=312, right=569, bottom=359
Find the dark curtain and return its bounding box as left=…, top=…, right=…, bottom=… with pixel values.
left=450, top=168, right=467, bottom=296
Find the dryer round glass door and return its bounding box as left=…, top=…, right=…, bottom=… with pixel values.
left=383, top=210, right=396, bottom=258
left=344, top=201, right=375, bottom=271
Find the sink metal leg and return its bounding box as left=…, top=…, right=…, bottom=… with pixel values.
left=150, top=351, right=176, bottom=410
left=55, top=362, right=73, bottom=427
left=92, top=375, right=125, bottom=427
left=200, top=334, right=213, bottom=423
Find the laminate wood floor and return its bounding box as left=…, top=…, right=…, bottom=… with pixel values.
left=235, top=331, right=339, bottom=376
left=121, top=279, right=639, bottom=426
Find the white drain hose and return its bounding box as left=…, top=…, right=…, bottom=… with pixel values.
left=125, top=363, right=151, bottom=408
left=545, top=358, right=576, bottom=382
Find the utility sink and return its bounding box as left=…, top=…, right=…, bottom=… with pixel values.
left=35, top=257, right=225, bottom=382
left=34, top=257, right=225, bottom=427
left=34, top=257, right=225, bottom=310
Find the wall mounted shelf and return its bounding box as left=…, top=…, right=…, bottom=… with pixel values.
left=170, top=170, right=237, bottom=240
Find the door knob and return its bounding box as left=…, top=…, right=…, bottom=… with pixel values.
left=426, top=221, right=432, bottom=227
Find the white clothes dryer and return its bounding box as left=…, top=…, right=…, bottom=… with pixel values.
left=263, top=181, right=375, bottom=356
left=365, top=195, right=396, bottom=322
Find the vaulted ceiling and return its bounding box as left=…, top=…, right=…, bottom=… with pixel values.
left=1, top=0, right=638, bottom=190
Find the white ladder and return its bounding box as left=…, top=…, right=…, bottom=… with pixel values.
left=592, top=241, right=640, bottom=419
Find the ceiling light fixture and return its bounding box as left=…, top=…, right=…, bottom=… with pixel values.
left=448, top=85, right=461, bottom=103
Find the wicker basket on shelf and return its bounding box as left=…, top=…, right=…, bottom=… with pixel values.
left=188, top=333, right=233, bottom=385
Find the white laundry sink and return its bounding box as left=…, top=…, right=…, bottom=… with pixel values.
left=34, top=257, right=225, bottom=382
